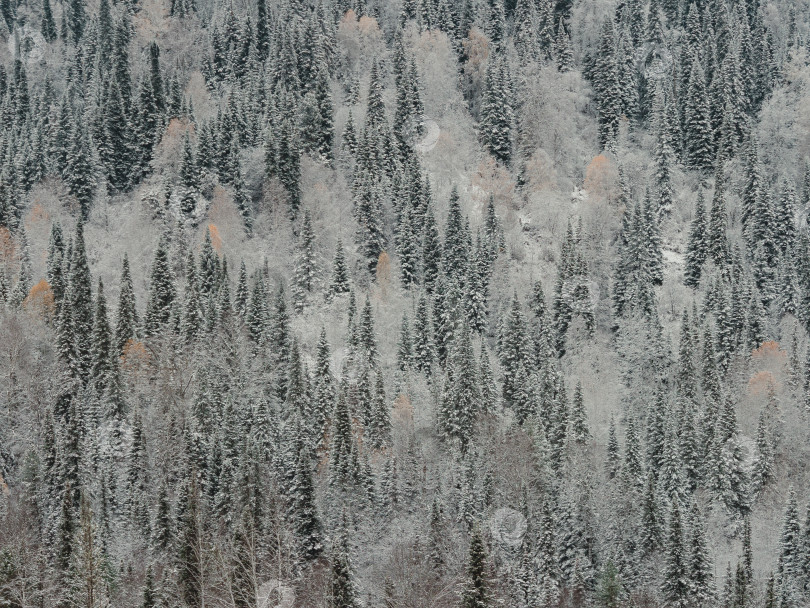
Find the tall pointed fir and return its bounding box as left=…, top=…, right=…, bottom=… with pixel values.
left=461, top=526, right=490, bottom=608
left=684, top=192, right=708, bottom=287
left=293, top=209, right=318, bottom=312
left=329, top=238, right=351, bottom=297
left=688, top=502, right=714, bottom=607
left=661, top=499, right=689, bottom=608
left=69, top=222, right=94, bottom=384
left=115, top=254, right=138, bottom=354
left=291, top=440, right=323, bottom=561
left=684, top=59, right=715, bottom=172
left=41, top=0, right=57, bottom=41
left=144, top=237, right=176, bottom=338
left=479, top=54, right=514, bottom=166
left=438, top=324, right=481, bottom=452
left=593, top=19, right=621, bottom=150
left=180, top=132, right=198, bottom=219
left=328, top=515, right=358, bottom=608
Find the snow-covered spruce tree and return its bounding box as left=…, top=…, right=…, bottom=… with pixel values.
left=683, top=59, right=715, bottom=172
left=684, top=191, right=708, bottom=288
left=438, top=323, right=481, bottom=452
left=291, top=437, right=323, bottom=561
left=292, top=209, right=318, bottom=312
left=353, top=170, right=386, bottom=274
left=64, top=124, right=96, bottom=221
left=143, top=236, right=176, bottom=338
left=328, top=515, right=358, bottom=608
left=329, top=237, right=351, bottom=298
left=661, top=499, right=689, bottom=608
left=592, top=19, right=621, bottom=151
left=606, top=416, right=620, bottom=480
left=479, top=53, right=514, bottom=166
left=687, top=501, right=714, bottom=607
left=115, top=254, right=138, bottom=354
left=778, top=487, right=801, bottom=586
left=461, top=526, right=491, bottom=608
left=551, top=222, right=595, bottom=355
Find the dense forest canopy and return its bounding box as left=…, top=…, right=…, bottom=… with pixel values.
left=1, top=0, right=810, bottom=606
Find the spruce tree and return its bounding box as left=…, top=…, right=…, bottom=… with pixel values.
left=144, top=237, right=176, bottom=338
left=312, top=328, right=335, bottom=448
left=461, top=526, right=490, bottom=608
left=115, top=254, right=139, bottom=354
left=684, top=59, right=715, bottom=172
left=778, top=487, right=801, bottom=583
left=592, top=19, right=621, bottom=150
left=66, top=0, right=86, bottom=43
left=66, top=492, right=109, bottom=608
left=687, top=502, right=714, bottom=607
left=684, top=191, right=708, bottom=288
left=397, top=314, right=413, bottom=372
left=291, top=440, right=323, bottom=561
left=64, top=125, right=96, bottom=220
left=753, top=408, right=774, bottom=491
left=707, top=173, right=731, bottom=268
left=69, top=222, right=94, bottom=384
left=177, top=474, right=202, bottom=608
left=421, top=203, right=442, bottom=293
left=413, top=293, right=435, bottom=374
left=606, top=416, right=620, bottom=479
left=329, top=238, right=351, bottom=297
left=661, top=499, right=689, bottom=608
left=293, top=209, right=318, bottom=312
left=570, top=381, right=589, bottom=442
left=329, top=516, right=358, bottom=608
left=623, top=416, right=644, bottom=490
left=597, top=560, right=622, bottom=608
left=181, top=251, right=203, bottom=344
left=479, top=54, right=514, bottom=166
left=179, top=132, right=198, bottom=219
left=141, top=565, right=157, bottom=608
left=353, top=171, right=385, bottom=273
left=438, top=324, right=481, bottom=452
left=42, top=0, right=58, bottom=42
left=89, top=279, right=113, bottom=397
left=640, top=471, right=661, bottom=555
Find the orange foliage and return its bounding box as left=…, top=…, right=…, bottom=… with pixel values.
left=0, top=227, right=15, bottom=264
left=340, top=8, right=357, bottom=25
left=153, top=117, right=195, bottom=171
left=357, top=15, right=381, bottom=35
left=24, top=279, right=55, bottom=318
left=375, top=251, right=391, bottom=294
left=462, top=27, right=490, bottom=73
left=165, top=117, right=195, bottom=139
left=339, top=9, right=381, bottom=41
left=27, top=203, right=50, bottom=226
left=523, top=148, right=557, bottom=193
left=583, top=154, right=619, bottom=203
left=121, top=339, right=150, bottom=374
left=207, top=185, right=240, bottom=231
left=472, top=157, right=515, bottom=208
left=751, top=340, right=785, bottom=362
left=208, top=223, right=223, bottom=253
left=748, top=341, right=786, bottom=395
left=747, top=371, right=779, bottom=396
left=392, top=394, right=413, bottom=426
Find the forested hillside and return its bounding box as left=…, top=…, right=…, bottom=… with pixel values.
left=1, top=0, right=810, bottom=606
